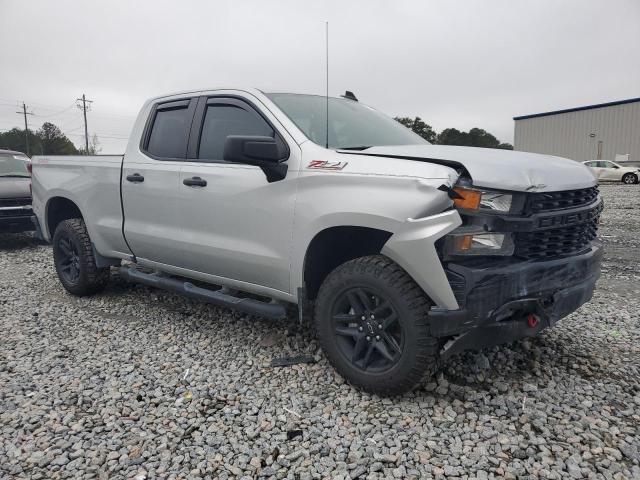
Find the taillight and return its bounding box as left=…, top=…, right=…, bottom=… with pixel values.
left=27, top=162, right=32, bottom=195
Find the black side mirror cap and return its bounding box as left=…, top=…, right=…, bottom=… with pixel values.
left=223, top=135, right=289, bottom=182
left=224, top=135, right=287, bottom=164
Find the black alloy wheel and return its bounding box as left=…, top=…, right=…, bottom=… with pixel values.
left=52, top=218, right=110, bottom=296
left=315, top=255, right=439, bottom=396
left=331, top=286, right=404, bottom=373
left=56, top=234, right=81, bottom=283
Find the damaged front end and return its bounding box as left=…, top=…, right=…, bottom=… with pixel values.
left=430, top=183, right=604, bottom=359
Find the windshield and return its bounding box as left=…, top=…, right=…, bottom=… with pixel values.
left=0, top=154, right=30, bottom=177
left=267, top=93, right=428, bottom=149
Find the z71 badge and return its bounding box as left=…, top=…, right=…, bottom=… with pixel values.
left=307, top=160, right=348, bottom=170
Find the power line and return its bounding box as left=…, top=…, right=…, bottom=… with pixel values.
left=33, top=103, right=76, bottom=118
left=16, top=102, right=34, bottom=156
left=90, top=110, right=136, bottom=120
left=66, top=132, right=128, bottom=139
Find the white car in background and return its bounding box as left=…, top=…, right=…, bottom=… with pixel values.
left=582, top=160, right=639, bottom=184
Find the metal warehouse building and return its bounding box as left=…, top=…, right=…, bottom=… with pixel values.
left=514, top=97, right=640, bottom=164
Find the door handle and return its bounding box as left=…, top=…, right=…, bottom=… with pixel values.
left=183, top=176, right=207, bottom=187
left=126, top=173, right=144, bottom=183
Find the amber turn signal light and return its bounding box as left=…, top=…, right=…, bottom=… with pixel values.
left=454, top=234, right=474, bottom=251
left=452, top=187, right=482, bottom=210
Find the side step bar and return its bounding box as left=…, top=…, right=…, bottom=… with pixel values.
left=118, top=266, right=287, bottom=320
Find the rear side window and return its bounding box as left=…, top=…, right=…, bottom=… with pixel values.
left=146, top=99, right=195, bottom=159
left=198, top=102, right=274, bottom=160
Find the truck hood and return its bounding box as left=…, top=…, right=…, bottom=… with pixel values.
left=359, top=145, right=597, bottom=192
left=0, top=177, right=31, bottom=198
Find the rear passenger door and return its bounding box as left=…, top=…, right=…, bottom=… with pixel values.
left=122, top=98, right=196, bottom=266
left=174, top=96, right=299, bottom=295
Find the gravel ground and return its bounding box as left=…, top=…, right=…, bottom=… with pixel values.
left=1, top=184, right=639, bottom=480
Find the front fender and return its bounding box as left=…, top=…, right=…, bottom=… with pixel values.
left=382, top=210, right=462, bottom=309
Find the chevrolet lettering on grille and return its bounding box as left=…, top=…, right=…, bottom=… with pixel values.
left=537, top=203, right=602, bottom=229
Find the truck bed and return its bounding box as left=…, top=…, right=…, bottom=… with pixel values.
left=31, top=155, right=130, bottom=258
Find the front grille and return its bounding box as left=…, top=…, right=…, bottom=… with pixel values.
left=515, top=215, right=599, bottom=260
left=0, top=197, right=31, bottom=208
left=526, top=186, right=599, bottom=213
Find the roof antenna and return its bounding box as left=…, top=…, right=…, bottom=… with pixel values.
left=325, top=21, right=329, bottom=149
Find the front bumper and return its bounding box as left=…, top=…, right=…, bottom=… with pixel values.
left=429, top=241, right=602, bottom=358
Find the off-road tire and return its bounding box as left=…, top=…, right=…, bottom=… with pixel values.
left=622, top=173, right=638, bottom=184
left=315, top=255, right=439, bottom=396
left=52, top=218, right=110, bottom=296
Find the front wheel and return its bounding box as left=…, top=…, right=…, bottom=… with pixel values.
left=314, top=255, right=439, bottom=396
left=622, top=173, right=638, bottom=184
left=52, top=218, right=110, bottom=296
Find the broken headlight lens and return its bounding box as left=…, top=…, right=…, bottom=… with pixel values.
left=479, top=191, right=512, bottom=212
left=445, top=232, right=515, bottom=256
left=453, top=187, right=512, bottom=212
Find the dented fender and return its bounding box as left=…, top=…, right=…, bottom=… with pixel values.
left=381, top=209, right=462, bottom=309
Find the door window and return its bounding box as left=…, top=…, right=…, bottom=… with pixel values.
left=146, top=100, right=194, bottom=159
left=198, top=101, right=275, bottom=161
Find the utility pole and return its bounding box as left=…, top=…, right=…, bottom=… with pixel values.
left=16, top=102, right=34, bottom=156
left=76, top=94, right=93, bottom=153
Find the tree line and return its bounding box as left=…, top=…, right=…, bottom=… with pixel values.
left=395, top=117, right=513, bottom=150
left=0, top=122, right=99, bottom=156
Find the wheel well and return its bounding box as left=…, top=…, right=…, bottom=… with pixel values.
left=304, top=226, right=393, bottom=300
left=47, top=197, right=83, bottom=237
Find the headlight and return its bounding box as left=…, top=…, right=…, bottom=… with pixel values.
left=453, top=187, right=513, bottom=212
left=445, top=232, right=515, bottom=256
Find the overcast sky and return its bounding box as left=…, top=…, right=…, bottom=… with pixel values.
left=1, top=0, right=639, bottom=154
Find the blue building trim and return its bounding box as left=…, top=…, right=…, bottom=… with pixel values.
left=514, top=97, right=640, bottom=121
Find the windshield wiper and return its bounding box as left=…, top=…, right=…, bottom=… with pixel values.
left=0, top=174, right=30, bottom=178
left=338, top=146, right=373, bottom=151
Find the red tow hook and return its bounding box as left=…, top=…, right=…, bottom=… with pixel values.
left=527, top=313, right=540, bottom=328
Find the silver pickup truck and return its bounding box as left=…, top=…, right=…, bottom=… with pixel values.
left=32, top=88, right=603, bottom=395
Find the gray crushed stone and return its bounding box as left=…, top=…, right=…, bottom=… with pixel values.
left=1, top=184, right=638, bottom=479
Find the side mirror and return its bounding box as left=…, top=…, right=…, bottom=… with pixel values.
left=223, top=135, right=288, bottom=182
left=224, top=135, right=287, bottom=164
left=612, top=165, right=619, bottom=169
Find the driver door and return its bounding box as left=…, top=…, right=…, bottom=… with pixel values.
left=173, top=96, right=299, bottom=295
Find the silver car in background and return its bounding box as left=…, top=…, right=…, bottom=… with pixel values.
left=582, top=160, right=639, bottom=184
left=0, top=149, right=35, bottom=233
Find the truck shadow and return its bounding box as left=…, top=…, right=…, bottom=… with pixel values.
left=0, top=232, right=46, bottom=251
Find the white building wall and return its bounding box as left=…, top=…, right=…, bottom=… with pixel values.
left=514, top=101, right=640, bottom=162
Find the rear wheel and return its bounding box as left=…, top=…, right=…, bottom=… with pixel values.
left=53, top=218, right=110, bottom=296
left=315, top=255, right=439, bottom=396
left=622, top=173, right=638, bottom=184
